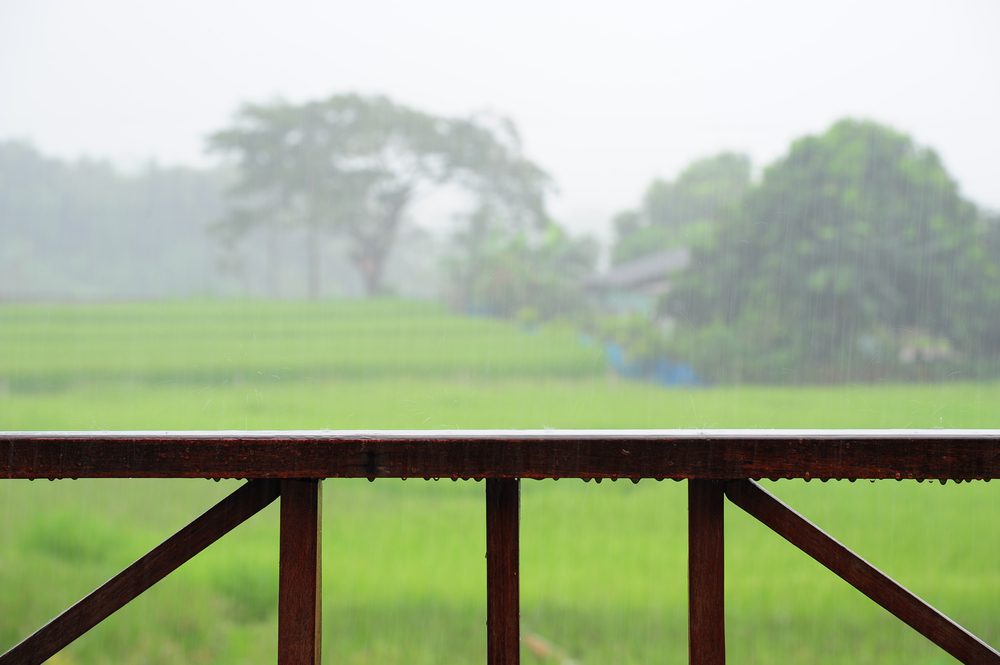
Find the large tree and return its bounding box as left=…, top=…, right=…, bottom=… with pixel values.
left=208, top=94, right=550, bottom=297
left=666, top=119, right=998, bottom=381
left=611, top=152, right=751, bottom=264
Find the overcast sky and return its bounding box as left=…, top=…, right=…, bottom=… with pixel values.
left=2, top=0, right=998, bottom=236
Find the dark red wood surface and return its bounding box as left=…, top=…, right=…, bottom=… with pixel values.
left=486, top=478, right=520, bottom=665
left=2, top=430, right=998, bottom=480
left=0, top=479, right=279, bottom=665
left=278, top=479, right=323, bottom=665
left=725, top=480, right=1000, bottom=664
left=689, top=480, right=726, bottom=665
left=1, top=431, right=997, bottom=664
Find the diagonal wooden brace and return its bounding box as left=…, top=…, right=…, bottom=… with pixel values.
left=725, top=479, right=999, bottom=664
left=0, top=479, right=281, bottom=665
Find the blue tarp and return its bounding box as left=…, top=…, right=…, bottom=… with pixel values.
left=604, top=342, right=699, bottom=386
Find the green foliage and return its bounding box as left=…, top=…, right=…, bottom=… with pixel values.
left=666, top=120, right=1000, bottom=382
left=199, top=550, right=278, bottom=622
left=515, top=305, right=540, bottom=330
left=447, top=220, right=598, bottom=320
left=612, top=152, right=751, bottom=263
left=594, top=313, right=670, bottom=365
left=22, top=512, right=123, bottom=563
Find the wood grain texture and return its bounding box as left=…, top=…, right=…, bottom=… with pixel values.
left=487, top=478, right=520, bottom=665
left=279, top=479, right=322, bottom=665
left=689, top=480, right=726, bottom=665
left=2, top=430, right=998, bottom=480
left=726, top=480, right=1000, bottom=664
left=0, top=479, right=280, bottom=665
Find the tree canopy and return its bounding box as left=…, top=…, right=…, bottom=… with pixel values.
left=446, top=216, right=598, bottom=319
left=611, top=152, right=751, bottom=264
left=665, top=119, right=999, bottom=381
left=208, top=94, right=551, bottom=297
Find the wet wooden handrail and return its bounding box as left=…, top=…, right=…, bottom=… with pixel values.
left=0, top=430, right=997, bottom=664
left=3, top=429, right=999, bottom=480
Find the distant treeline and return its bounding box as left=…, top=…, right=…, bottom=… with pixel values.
left=606, top=120, right=1000, bottom=382
left=0, top=140, right=447, bottom=300
left=0, top=141, right=229, bottom=299
left=4, top=102, right=1000, bottom=383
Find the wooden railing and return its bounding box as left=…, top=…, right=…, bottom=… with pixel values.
left=1, top=430, right=998, bottom=664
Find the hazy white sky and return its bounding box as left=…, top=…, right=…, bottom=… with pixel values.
left=2, top=0, right=998, bottom=235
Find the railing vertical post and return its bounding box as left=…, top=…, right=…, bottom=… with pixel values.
left=486, top=478, right=520, bottom=665
left=279, top=479, right=323, bottom=665
left=689, top=479, right=726, bottom=665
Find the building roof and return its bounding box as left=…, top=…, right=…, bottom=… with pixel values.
left=585, top=247, right=691, bottom=290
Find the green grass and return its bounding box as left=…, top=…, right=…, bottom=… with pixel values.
left=0, top=299, right=604, bottom=388
left=0, top=299, right=997, bottom=664
left=3, top=378, right=1000, bottom=430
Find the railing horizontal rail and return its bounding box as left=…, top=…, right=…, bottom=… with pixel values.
left=2, top=430, right=998, bottom=664
left=2, top=429, right=999, bottom=480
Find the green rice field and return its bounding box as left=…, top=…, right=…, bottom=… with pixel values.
left=0, top=300, right=997, bottom=664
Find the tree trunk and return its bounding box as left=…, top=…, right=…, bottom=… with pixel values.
left=351, top=187, right=410, bottom=298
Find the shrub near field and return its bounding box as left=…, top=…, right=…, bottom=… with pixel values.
left=0, top=299, right=998, bottom=664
